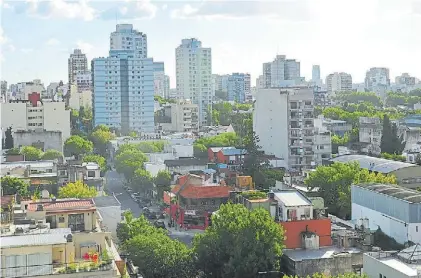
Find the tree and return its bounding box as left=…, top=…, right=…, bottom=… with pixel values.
left=90, top=125, right=115, bottom=156
left=64, top=135, right=93, bottom=158
left=70, top=109, right=79, bottom=134
left=155, top=170, right=172, bottom=199
left=6, top=147, right=20, bottom=155
left=0, top=176, right=29, bottom=196
left=332, top=134, right=349, bottom=154
left=3, top=127, right=14, bottom=149
left=194, top=203, right=284, bottom=278
left=83, top=154, right=107, bottom=172
left=132, top=169, right=153, bottom=193
left=380, top=114, right=405, bottom=154
left=58, top=181, right=98, bottom=198
left=21, top=146, right=43, bottom=161
left=117, top=212, right=196, bottom=278
left=115, top=149, right=148, bottom=182
left=305, top=162, right=397, bottom=219
left=41, top=149, right=63, bottom=160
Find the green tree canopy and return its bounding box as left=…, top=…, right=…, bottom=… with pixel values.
left=154, top=170, right=172, bottom=199
left=115, top=149, right=148, bottom=181
left=335, top=91, right=382, bottom=107
left=132, top=169, right=153, bottom=193
left=90, top=124, right=115, bottom=156
left=117, top=212, right=195, bottom=278
left=380, top=114, right=405, bottom=155
left=41, top=149, right=63, bottom=160
left=193, top=203, right=285, bottom=278
left=0, top=176, right=29, bottom=196
left=6, top=147, right=20, bottom=155
left=284, top=274, right=367, bottom=278
left=58, top=181, right=98, bottom=198
left=3, top=127, right=14, bottom=149
left=64, top=135, right=93, bottom=158
left=83, top=154, right=107, bottom=172
left=305, top=162, right=397, bottom=219
left=21, top=146, right=43, bottom=161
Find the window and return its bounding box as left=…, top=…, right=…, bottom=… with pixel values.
left=68, top=213, right=85, bottom=231
left=59, top=216, right=65, bottom=223
left=417, top=226, right=419, bottom=232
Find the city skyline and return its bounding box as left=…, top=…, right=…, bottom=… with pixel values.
left=1, top=0, right=421, bottom=87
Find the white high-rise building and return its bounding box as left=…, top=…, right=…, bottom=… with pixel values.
left=312, top=65, right=321, bottom=81
left=254, top=87, right=330, bottom=172
left=213, top=74, right=230, bottom=92
left=176, top=38, right=212, bottom=126
left=365, top=67, right=390, bottom=100
left=263, top=55, right=301, bottom=88
left=110, top=24, right=147, bottom=59
left=326, top=72, right=352, bottom=94
left=13, top=80, right=46, bottom=100
left=256, top=75, right=265, bottom=89
left=68, top=49, right=88, bottom=85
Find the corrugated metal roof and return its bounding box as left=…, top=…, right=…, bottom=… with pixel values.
left=1, top=228, right=70, bottom=248
left=353, top=183, right=421, bottom=203
left=274, top=191, right=311, bottom=207
left=329, top=154, right=418, bottom=173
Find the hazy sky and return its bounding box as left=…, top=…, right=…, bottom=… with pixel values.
left=1, top=0, right=420, bottom=87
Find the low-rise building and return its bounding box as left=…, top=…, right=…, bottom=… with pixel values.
left=314, top=115, right=353, bottom=137
left=359, top=117, right=382, bottom=155
left=159, top=100, right=199, bottom=133
left=13, top=130, right=63, bottom=152
left=363, top=245, right=421, bottom=278
left=329, top=155, right=421, bottom=188
left=1, top=198, right=123, bottom=278
left=164, top=158, right=208, bottom=174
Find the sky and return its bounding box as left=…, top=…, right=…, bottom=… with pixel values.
left=0, top=0, right=421, bottom=88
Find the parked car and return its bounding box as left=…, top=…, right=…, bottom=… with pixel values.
left=154, top=220, right=166, bottom=229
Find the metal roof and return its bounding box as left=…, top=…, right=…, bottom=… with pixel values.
left=1, top=228, right=70, bottom=248
left=398, top=244, right=421, bottom=262
left=274, top=191, right=311, bottom=207
left=354, top=183, right=421, bottom=203
left=221, top=148, right=247, bottom=156
left=329, top=155, right=418, bottom=173
left=93, top=196, right=121, bottom=207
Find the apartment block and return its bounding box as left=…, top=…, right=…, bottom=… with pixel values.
left=365, top=67, right=390, bottom=100
left=153, top=62, right=170, bottom=98
left=359, top=117, right=382, bottom=155
left=254, top=87, right=321, bottom=172
left=176, top=38, right=212, bottom=126
left=326, top=72, right=352, bottom=95
left=92, top=24, right=155, bottom=135
left=0, top=197, right=123, bottom=277
left=68, top=49, right=88, bottom=85
left=75, top=71, right=92, bottom=92
left=1, top=94, right=71, bottom=142
left=213, top=74, right=229, bottom=92
left=160, top=100, right=199, bottom=133
left=12, top=80, right=46, bottom=100
left=227, top=73, right=247, bottom=103
left=262, top=55, right=301, bottom=88
left=396, top=73, right=416, bottom=86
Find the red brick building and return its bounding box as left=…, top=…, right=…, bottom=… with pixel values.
left=166, top=174, right=232, bottom=230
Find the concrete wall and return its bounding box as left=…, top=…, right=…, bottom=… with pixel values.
left=287, top=253, right=355, bottom=277
left=363, top=253, right=412, bottom=278
left=14, top=130, right=63, bottom=152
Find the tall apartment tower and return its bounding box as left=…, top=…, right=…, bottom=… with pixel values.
left=68, top=49, right=88, bottom=85
left=227, top=73, right=247, bottom=103
left=364, top=67, right=390, bottom=100
left=312, top=65, right=321, bottom=81
left=92, top=24, right=154, bottom=135
left=262, top=55, right=301, bottom=88
left=176, top=38, right=212, bottom=126
left=326, top=72, right=352, bottom=95
left=254, top=87, right=330, bottom=172
left=110, top=24, right=147, bottom=59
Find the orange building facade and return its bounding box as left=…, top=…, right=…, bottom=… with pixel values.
left=280, top=218, right=332, bottom=249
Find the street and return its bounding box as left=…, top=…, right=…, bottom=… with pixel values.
left=105, top=170, right=198, bottom=245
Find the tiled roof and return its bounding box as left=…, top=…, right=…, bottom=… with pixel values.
left=28, top=199, right=95, bottom=212
left=178, top=185, right=231, bottom=199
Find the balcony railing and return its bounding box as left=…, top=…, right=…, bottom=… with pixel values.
left=1, top=260, right=114, bottom=278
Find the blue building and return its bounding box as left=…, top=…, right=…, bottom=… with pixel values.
left=227, top=73, right=246, bottom=103
left=92, top=25, right=155, bottom=135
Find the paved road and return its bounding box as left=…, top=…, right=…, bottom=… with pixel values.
left=105, top=170, right=142, bottom=217
left=105, top=170, right=197, bottom=245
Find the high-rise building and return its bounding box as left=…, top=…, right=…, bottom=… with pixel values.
left=213, top=74, right=230, bottom=93
left=110, top=24, right=147, bottom=59
left=176, top=38, right=212, bottom=126
left=256, top=75, right=265, bottom=89
left=254, top=87, right=330, bottom=172
left=244, top=73, right=251, bottom=101
left=365, top=67, right=390, bottom=100
left=312, top=65, right=321, bottom=81
left=1, top=81, right=7, bottom=102
left=262, top=55, right=301, bottom=88
left=68, top=49, right=88, bottom=85
left=395, top=73, right=416, bottom=86
left=75, top=71, right=92, bottom=92
left=326, top=72, right=352, bottom=94
left=92, top=24, right=154, bottom=134
left=227, top=73, right=246, bottom=103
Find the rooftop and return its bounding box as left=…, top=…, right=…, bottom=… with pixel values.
left=353, top=183, right=421, bottom=203
left=274, top=191, right=312, bottom=207
left=284, top=246, right=361, bottom=261
left=1, top=228, right=71, bottom=248
left=93, top=196, right=121, bottom=207
left=164, top=158, right=208, bottom=167
left=172, top=184, right=232, bottom=199
left=329, top=154, right=418, bottom=173
left=28, top=199, right=95, bottom=212
left=221, top=148, right=247, bottom=156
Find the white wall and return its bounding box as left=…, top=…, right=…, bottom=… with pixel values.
left=363, top=253, right=416, bottom=278
left=172, top=145, right=193, bottom=158
left=0, top=102, right=28, bottom=131
left=43, top=102, right=71, bottom=141
left=254, top=88, right=289, bottom=164
left=351, top=203, right=420, bottom=244
left=145, top=163, right=166, bottom=177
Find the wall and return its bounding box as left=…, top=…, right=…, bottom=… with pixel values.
left=96, top=207, right=122, bottom=239
left=352, top=203, right=411, bottom=244
left=292, top=253, right=354, bottom=277
left=14, top=130, right=63, bottom=152
left=27, top=210, right=96, bottom=232
left=280, top=219, right=332, bottom=249
left=0, top=102, right=28, bottom=131
left=145, top=163, right=166, bottom=177
left=363, top=253, right=412, bottom=278
left=394, top=167, right=421, bottom=188
left=42, top=102, right=71, bottom=142
left=172, top=144, right=193, bottom=158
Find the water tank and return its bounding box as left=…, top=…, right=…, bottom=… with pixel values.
left=66, top=234, right=73, bottom=242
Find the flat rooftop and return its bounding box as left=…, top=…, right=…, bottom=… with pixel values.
left=284, top=246, right=361, bottom=261
left=353, top=183, right=421, bottom=203
left=1, top=228, right=71, bottom=248
left=274, top=191, right=311, bottom=207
